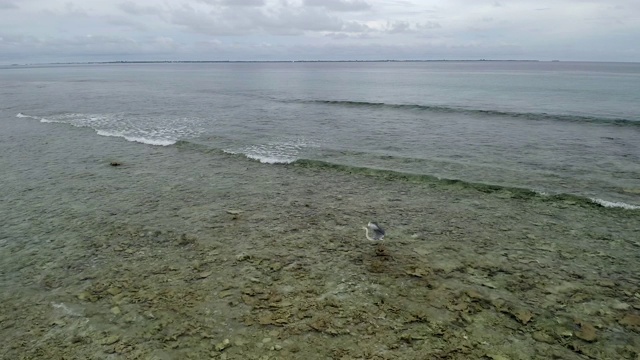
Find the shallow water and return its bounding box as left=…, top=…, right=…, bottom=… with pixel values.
left=1, top=114, right=639, bottom=359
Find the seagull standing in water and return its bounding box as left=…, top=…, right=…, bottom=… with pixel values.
left=362, top=222, right=385, bottom=241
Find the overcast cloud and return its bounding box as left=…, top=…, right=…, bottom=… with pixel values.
left=0, top=0, right=638, bottom=64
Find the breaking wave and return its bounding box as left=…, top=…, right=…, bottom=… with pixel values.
left=95, top=130, right=176, bottom=146
left=18, top=112, right=190, bottom=147
left=590, top=198, right=640, bottom=210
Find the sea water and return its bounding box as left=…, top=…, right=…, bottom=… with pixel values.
left=3, top=61, right=639, bottom=207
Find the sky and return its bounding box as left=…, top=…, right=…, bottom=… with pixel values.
left=0, top=0, right=638, bottom=64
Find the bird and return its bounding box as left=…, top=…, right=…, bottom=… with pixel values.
left=362, top=222, right=385, bottom=241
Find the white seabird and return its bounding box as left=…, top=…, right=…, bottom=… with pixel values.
left=362, top=221, right=385, bottom=241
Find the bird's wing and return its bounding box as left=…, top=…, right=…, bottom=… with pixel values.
left=370, top=222, right=385, bottom=235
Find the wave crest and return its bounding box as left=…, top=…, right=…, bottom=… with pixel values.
left=590, top=198, right=640, bottom=210
left=16, top=112, right=39, bottom=119
left=19, top=112, right=179, bottom=147
left=232, top=151, right=294, bottom=164
left=95, top=130, right=175, bottom=146
left=294, top=100, right=639, bottom=127
left=291, top=158, right=640, bottom=211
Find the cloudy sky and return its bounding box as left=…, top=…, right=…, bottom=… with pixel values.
left=0, top=0, right=638, bottom=64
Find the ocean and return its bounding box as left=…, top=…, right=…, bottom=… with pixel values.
left=2, top=61, right=640, bottom=359
left=3, top=61, right=639, bottom=208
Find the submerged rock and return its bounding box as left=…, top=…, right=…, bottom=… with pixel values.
left=513, top=309, right=534, bottom=325
left=531, top=331, right=555, bottom=344
left=619, top=313, right=640, bottom=328
left=575, top=321, right=597, bottom=342
left=99, top=335, right=120, bottom=345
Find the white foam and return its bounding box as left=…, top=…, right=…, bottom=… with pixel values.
left=245, top=153, right=295, bottom=164
left=96, top=129, right=175, bottom=146
left=222, top=149, right=292, bottom=164
left=21, top=111, right=202, bottom=148
left=95, top=129, right=124, bottom=138
left=17, top=112, right=47, bottom=121
left=590, top=198, right=640, bottom=210
left=238, top=138, right=319, bottom=165
left=40, top=118, right=62, bottom=123
left=124, top=136, right=176, bottom=146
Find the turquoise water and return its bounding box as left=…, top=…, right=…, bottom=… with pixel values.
left=2, top=61, right=639, bottom=207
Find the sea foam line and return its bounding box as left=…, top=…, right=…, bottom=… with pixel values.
left=222, top=149, right=295, bottom=164
left=17, top=112, right=60, bottom=123
left=96, top=129, right=175, bottom=146
left=590, top=198, right=640, bottom=210
left=16, top=112, right=39, bottom=119
left=40, top=118, right=63, bottom=123
left=245, top=153, right=295, bottom=164
left=20, top=112, right=178, bottom=147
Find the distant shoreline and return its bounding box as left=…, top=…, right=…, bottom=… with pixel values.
left=6, top=59, right=639, bottom=67
left=7, top=59, right=547, bottom=66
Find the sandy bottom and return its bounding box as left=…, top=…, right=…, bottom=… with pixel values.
left=1, top=132, right=640, bottom=360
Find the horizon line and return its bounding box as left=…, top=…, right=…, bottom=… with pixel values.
left=4, top=59, right=640, bottom=66
left=1, top=59, right=623, bottom=65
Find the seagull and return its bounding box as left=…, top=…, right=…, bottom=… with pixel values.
left=362, top=222, right=385, bottom=241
